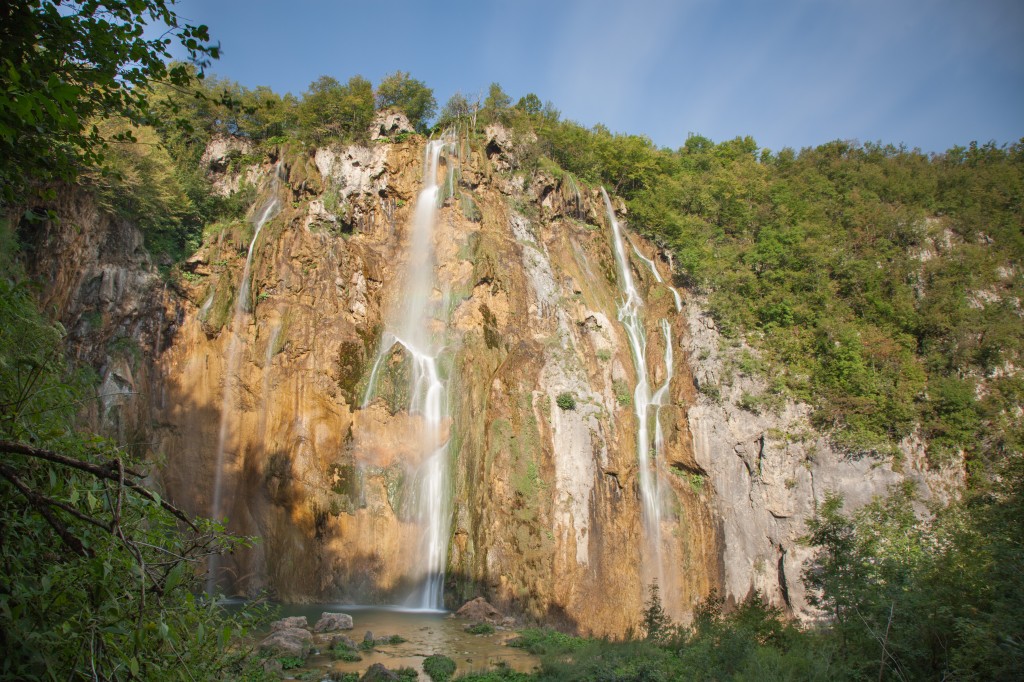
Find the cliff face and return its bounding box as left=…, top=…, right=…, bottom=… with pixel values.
left=32, top=124, right=952, bottom=635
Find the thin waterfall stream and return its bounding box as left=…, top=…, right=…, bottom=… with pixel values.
left=208, top=164, right=282, bottom=594
left=602, top=187, right=673, bottom=585
left=362, top=138, right=455, bottom=610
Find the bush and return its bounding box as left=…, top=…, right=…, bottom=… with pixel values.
left=329, top=641, right=362, bottom=662
left=423, top=653, right=456, bottom=682
left=556, top=392, right=576, bottom=411
left=464, top=622, right=495, bottom=635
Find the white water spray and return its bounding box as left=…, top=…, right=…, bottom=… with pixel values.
left=631, top=239, right=683, bottom=312
left=363, top=138, right=454, bottom=610
left=208, top=165, right=282, bottom=594
left=603, top=188, right=672, bottom=581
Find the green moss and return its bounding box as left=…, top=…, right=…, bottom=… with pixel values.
left=460, top=191, right=482, bottom=222
left=480, top=304, right=501, bottom=350
left=337, top=339, right=367, bottom=403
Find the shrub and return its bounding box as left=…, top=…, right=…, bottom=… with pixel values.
left=464, top=622, right=495, bottom=635
left=422, top=653, right=456, bottom=682
left=556, top=392, right=576, bottom=410
left=277, top=655, right=305, bottom=670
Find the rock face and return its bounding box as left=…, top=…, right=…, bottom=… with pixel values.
left=29, top=127, right=955, bottom=636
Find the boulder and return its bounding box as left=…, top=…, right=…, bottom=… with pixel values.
left=359, top=663, right=400, bottom=681
left=314, top=611, right=354, bottom=632
left=455, top=597, right=503, bottom=623
left=270, top=615, right=308, bottom=632
left=372, top=110, right=414, bottom=140
left=258, top=627, right=313, bottom=658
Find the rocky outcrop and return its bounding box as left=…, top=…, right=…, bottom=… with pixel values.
left=685, top=295, right=959, bottom=619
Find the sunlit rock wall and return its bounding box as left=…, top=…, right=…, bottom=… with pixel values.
left=28, top=123, right=954, bottom=636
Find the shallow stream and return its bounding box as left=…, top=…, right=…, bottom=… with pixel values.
left=268, top=605, right=540, bottom=680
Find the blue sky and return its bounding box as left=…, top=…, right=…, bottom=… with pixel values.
left=168, top=0, right=1023, bottom=153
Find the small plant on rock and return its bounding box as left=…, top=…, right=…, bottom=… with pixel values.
left=556, top=392, right=576, bottom=411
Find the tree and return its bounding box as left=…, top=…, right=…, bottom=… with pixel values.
left=436, top=91, right=470, bottom=129
left=642, top=580, right=671, bottom=641
left=375, top=70, right=436, bottom=133
left=516, top=93, right=542, bottom=115
left=0, top=0, right=219, bottom=204
left=297, top=75, right=375, bottom=144
left=484, top=82, right=511, bottom=123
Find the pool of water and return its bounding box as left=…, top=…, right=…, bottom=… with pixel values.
left=268, top=605, right=540, bottom=680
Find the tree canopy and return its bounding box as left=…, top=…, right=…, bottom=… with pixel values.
left=375, top=70, right=436, bottom=133
left=0, top=0, right=219, bottom=203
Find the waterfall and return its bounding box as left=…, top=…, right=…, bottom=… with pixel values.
left=207, top=164, right=282, bottom=594
left=602, top=187, right=669, bottom=583
left=631, top=239, right=683, bottom=312
left=363, top=138, right=454, bottom=610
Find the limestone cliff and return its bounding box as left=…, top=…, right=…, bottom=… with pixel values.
left=28, top=122, right=953, bottom=635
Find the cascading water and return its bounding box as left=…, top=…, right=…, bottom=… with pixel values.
left=632, top=238, right=683, bottom=312
left=363, top=138, right=454, bottom=610
left=208, top=164, right=282, bottom=593
left=602, top=187, right=671, bottom=583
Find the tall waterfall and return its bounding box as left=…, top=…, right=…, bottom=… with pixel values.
left=364, top=138, right=454, bottom=610
left=602, top=187, right=672, bottom=584
left=208, top=165, right=282, bottom=593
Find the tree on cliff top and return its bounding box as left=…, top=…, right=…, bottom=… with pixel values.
left=0, top=0, right=219, bottom=204
left=375, top=70, right=436, bottom=133
left=298, top=74, right=375, bottom=144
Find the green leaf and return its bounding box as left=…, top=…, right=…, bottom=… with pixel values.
left=164, top=562, right=184, bottom=593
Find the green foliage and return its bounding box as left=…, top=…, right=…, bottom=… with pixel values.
left=455, top=664, right=531, bottom=682
left=329, top=640, right=362, bottom=662
left=0, top=0, right=217, bottom=204
left=297, top=75, right=375, bottom=144
left=277, top=655, right=305, bottom=670
left=508, top=628, right=587, bottom=655
left=0, top=225, right=269, bottom=679
left=641, top=581, right=671, bottom=641
left=437, top=92, right=472, bottom=129
left=423, top=653, right=457, bottom=682
left=555, top=392, right=576, bottom=411
left=803, top=469, right=1024, bottom=680
left=376, top=71, right=436, bottom=132
left=465, top=622, right=495, bottom=635
left=612, top=379, right=631, bottom=406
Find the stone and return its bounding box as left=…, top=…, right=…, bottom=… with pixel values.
left=258, top=627, right=312, bottom=658
left=359, top=663, right=400, bottom=681
left=363, top=630, right=374, bottom=643
left=270, top=615, right=308, bottom=632
left=313, top=612, right=354, bottom=632
left=455, top=597, right=503, bottom=623
left=371, top=110, right=414, bottom=140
